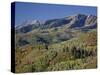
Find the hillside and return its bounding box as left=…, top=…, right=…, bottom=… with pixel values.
left=15, top=14, right=97, bottom=73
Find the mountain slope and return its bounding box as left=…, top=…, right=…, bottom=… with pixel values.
left=15, top=14, right=97, bottom=73
left=15, top=14, right=97, bottom=34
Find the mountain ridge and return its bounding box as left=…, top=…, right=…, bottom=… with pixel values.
left=15, top=14, right=97, bottom=33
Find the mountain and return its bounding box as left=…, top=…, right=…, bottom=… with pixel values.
left=15, top=20, right=40, bottom=33
left=43, top=14, right=97, bottom=29
left=15, top=14, right=97, bottom=33
left=82, top=15, right=97, bottom=29
left=15, top=13, right=97, bottom=72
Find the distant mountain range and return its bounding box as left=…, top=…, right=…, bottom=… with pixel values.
left=15, top=14, right=97, bottom=33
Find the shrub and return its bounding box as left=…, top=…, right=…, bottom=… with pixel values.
left=47, top=59, right=84, bottom=71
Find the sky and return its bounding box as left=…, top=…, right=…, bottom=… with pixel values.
left=15, top=2, right=97, bottom=26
